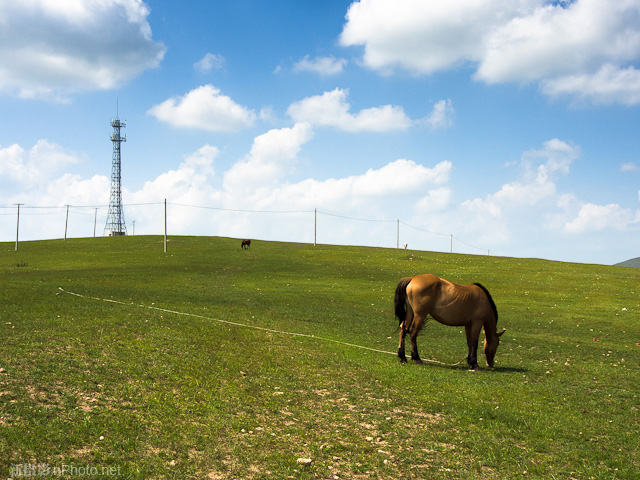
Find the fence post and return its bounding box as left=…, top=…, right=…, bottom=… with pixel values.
left=164, top=199, right=167, bottom=253
left=397, top=219, right=399, bottom=249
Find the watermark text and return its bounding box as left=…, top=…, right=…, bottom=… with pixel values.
left=9, top=463, right=121, bottom=478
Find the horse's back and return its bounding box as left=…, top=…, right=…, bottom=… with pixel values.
left=407, top=274, right=490, bottom=327
left=405, top=274, right=443, bottom=312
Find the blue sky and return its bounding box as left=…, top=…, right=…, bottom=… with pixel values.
left=1, top=0, right=639, bottom=265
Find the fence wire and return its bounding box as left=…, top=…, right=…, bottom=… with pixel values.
left=1, top=202, right=491, bottom=255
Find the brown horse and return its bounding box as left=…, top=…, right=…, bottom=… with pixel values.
left=241, top=239, right=251, bottom=249
left=394, top=274, right=505, bottom=370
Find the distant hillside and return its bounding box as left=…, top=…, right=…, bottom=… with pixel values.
left=615, top=257, right=640, bottom=268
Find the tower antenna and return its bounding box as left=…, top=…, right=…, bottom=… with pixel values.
left=104, top=108, right=127, bottom=236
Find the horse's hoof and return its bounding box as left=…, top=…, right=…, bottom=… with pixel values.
left=413, top=359, right=424, bottom=365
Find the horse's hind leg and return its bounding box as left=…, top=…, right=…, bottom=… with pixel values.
left=398, top=325, right=408, bottom=363
left=397, top=304, right=414, bottom=363
left=405, top=312, right=426, bottom=364
left=409, top=315, right=425, bottom=364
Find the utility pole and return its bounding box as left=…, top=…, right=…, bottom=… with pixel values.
left=14, top=203, right=23, bottom=251
left=64, top=205, right=70, bottom=240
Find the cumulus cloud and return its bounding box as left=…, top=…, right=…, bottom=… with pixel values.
left=0, top=0, right=165, bottom=100
left=223, top=123, right=314, bottom=196
left=0, top=140, right=79, bottom=188
left=564, top=203, right=638, bottom=234
left=340, top=0, right=640, bottom=105
left=127, top=145, right=222, bottom=231
left=1, top=125, right=456, bottom=247
left=521, top=138, right=581, bottom=179
left=194, top=53, right=226, bottom=73
left=340, top=0, right=506, bottom=74
left=453, top=138, right=581, bottom=250
left=541, top=64, right=640, bottom=106
left=135, top=144, right=219, bottom=201
left=463, top=139, right=580, bottom=217
left=421, top=99, right=455, bottom=130
left=3, top=132, right=636, bottom=262
left=621, top=162, right=640, bottom=172
left=287, top=88, right=413, bottom=132
left=147, top=85, right=257, bottom=132
left=293, top=55, right=347, bottom=75
left=248, top=159, right=452, bottom=219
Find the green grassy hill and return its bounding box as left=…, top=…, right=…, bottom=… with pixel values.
left=1, top=236, right=638, bottom=479
left=615, top=256, right=640, bottom=268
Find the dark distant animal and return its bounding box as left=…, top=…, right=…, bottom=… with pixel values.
left=241, top=239, right=251, bottom=250
left=394, top=274, right=505, bottom=370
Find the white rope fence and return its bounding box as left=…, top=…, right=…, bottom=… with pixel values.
left=57, top=287, right=465, bottom=366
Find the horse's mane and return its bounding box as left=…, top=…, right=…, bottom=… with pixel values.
left=474, top=283, right=498, bottom=323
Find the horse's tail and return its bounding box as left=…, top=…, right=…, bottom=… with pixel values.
left=474, top=283, right=498, bottom=323
left=394, top=277, right=412, bottom=325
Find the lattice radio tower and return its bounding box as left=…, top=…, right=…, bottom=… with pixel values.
left=104, top=110, right=128, bottom=236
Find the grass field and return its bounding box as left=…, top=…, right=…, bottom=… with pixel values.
left=1, top=236, right=638, bottom=479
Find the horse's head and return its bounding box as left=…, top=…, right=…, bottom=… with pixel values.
left=484, top=328, right=506, bottom=367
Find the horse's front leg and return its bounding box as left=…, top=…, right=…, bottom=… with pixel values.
left=465, top=324, right=481, bottom=370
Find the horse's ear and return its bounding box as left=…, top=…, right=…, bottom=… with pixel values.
left=497, top=328, right=506, bottom=337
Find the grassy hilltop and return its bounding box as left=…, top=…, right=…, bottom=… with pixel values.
left=1, top=236, right=638, bottom=479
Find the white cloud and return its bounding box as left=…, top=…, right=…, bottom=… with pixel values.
left=2, top=133, right=637, bottom=263
left=0, top=0, right=165, bottom=100
left=340, top=0, right=640, bottom=105
left=349, top=159, right=450, bottom=195
left=0, top=140, right=78, bottom=187
left=41, top=173, right=110, bottom=208
left=413, top=187, right=453, bottom=213
left=621, top=162, right=640, bottom=172
left=147, top=85, right=257, bottom=132
left=541, top=64, right=640, bottom=105
left=564, top=203, right=638, bottom=234
left=194, top=53, right=226, bottom=73
left=521, top=138, right=580, bottom=179
left=223, top=123, right=315, bottom=196
left=293, top=55, right=347, bottom=75
left=476, top=2, right=640, bottom=85
left=287, top=88, right=413, bottom=132
left=421, top=99, right=455, bottom=130
left=96, top=125, right=450, bottom=244
left=340, top=0, right=509, bottom=74
left=463, top=138, right=580, bottom=217
left=129, top=145, right=221, bottom=231
left=250, top=159, right=451, bottom=217
left=456, top=138, right=581, bottom=251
